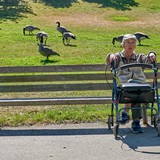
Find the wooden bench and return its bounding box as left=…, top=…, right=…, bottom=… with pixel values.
left=0, top=64, right=159, bottom=107
left=0, top=64, right=112, bottom=106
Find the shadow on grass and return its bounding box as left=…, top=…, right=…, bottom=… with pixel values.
left=39, top=0, right=78, bottom=8
left=0, top=0, right=36, bottom=21
left=40, top=0, right=139, bottom=10
left=64, top=44, right=77, bottom=47
left=137, top=44, right=150, bottom=47
left=0, top=0, right=139, bottom=21
left=83, top=0, right=139, bottom=10
left=40, top=59, right=59, bottom=65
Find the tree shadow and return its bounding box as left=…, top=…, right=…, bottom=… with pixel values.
left=39, top=0, right=78, bottom=8
left=0, top=0, right=36, bottom=21
left=40, top=0, right=139, bottom=10
left=83, top=0, right=139, bottom=10
left=0, top=0, right=139, bottom=21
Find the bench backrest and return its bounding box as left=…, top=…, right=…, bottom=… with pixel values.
left=0, top=64, right=112, bottom=92
left=0, top=64, right=159, bottom=106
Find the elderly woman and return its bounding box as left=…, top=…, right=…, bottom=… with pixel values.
left=106, top=34, right=156, bottom=133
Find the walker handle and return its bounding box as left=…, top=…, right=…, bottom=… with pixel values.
left=116, top=63, right=153, bottom=71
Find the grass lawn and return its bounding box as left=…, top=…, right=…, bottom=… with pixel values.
left=0, top=0, right=160, bottom=126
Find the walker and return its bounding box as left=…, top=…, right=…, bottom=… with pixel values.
left=107, top=62, right=160, bottom=138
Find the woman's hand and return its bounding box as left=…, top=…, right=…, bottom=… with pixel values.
left=149, top=52, right=156, bottom=62
left=109, top=54, right=116, bottom=64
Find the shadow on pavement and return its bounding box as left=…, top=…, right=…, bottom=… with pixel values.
left=115, top=124, right=160, bottom=154
left=0, top=127, right=113, bottom=136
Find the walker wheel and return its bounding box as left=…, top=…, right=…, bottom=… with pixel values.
left=151, top=114, right=155, bottom=125
left=113, top=124, right=119, bottom=138
left=156, top=121, right=160, bottom=136
left=107, top=115, right=114, bottom=130
left=153, top=114, right=157, bottom=129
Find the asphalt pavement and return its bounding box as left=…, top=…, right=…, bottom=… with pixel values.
left=0, top=122, right=160, bottom=160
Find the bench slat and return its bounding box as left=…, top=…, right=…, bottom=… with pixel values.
left=0, top=73, right=112, bottom=83
left=0, top=73, right=158, bottom=83
left=0, top=97, right=112, bottom=106
left=0, top=64, right=107, bottom=73
left=0, top=81, right=155, bottom=92
left=0, top=83, right=112, bottom=92
left=0, top=64, right=159, bottom=73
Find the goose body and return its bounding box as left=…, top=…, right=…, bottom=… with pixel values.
left=36, top=31, right=48, bottom=45
left=38, top=43, right=60, bottom=60
left=133, top=32, right=150, bottom=45
left=56, top=21, right=69, bottom=35
left=63, top=31, right=76, bottom=46
left=23, top=25, right=40, bottom=35
left=38, top=36, right=60, bottom=60
left=112, top=35, right=124, bottom=46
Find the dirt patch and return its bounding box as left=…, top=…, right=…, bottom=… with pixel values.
left=51, top=12, right=160, bottom=28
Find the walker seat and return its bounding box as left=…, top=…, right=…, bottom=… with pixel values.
left=117, top=83, right=155, bottom=103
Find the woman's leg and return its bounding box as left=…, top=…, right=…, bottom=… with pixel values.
left=131, top=103, right=142, bottom=120
left=131, top=103, right=143, bottom=133
left=124, top=103, right=131, bottom=113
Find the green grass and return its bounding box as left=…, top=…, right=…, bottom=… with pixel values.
left=0, top=0, right=160, bottom=126
left=0, top=105, right=111, bottom=127
left=109, top=15, right=136, bottom=21
left=1, top=0, right=160, bottom=66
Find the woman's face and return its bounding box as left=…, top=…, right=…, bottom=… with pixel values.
left=123, top=38, right=136, bottom=57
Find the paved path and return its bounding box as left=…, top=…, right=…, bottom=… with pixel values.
left=0, top=122, right=160, bottom=160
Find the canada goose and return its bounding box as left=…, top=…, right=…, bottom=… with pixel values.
left=56, top=21, right=69, bottom=35
left=23, top=25, right=40, bottom=35
left=62, top=31, right=76, bottom=46
left=134, top=32, right=150, bottom=45
left=112, top=35, right=124, bottom=46
left=38, top=36, right=60, bottom=61
left=36, top=31, right=48, bottom=45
